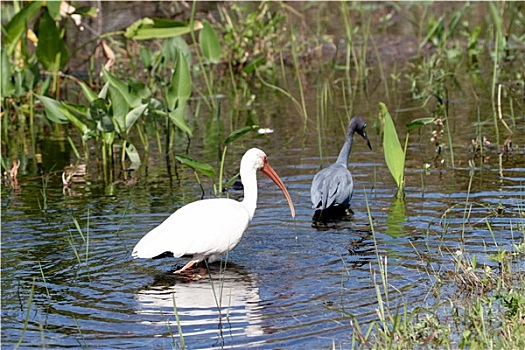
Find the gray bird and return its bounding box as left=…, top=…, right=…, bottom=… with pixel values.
left=310, top=116, right=372, bottom=215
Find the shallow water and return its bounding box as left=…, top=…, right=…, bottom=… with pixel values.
left=2, top=2, right=525, bottom=348
left=2, top=121, right=524, bottom=348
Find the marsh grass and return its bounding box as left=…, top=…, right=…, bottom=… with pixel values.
left=171, top=293, right=186, bottom=350
left=339, top=178, right=525, bottom=349
left=69, top=213, right=92, bottom=280
left=14, top=277, right=36, bottom=350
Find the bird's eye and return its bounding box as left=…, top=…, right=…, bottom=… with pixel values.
left=262, top=155, right=267, bottom=162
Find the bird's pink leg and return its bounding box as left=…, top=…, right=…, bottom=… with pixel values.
left=174, top=260, right=197, bottom=274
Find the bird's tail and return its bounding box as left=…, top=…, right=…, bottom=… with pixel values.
left=314, top=180, right=330, bottom=210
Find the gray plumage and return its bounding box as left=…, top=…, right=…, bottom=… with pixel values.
left=311, top=116, right=372, bottom=211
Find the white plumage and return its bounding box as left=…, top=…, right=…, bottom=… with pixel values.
left=132, top=148, right=295, bottom=273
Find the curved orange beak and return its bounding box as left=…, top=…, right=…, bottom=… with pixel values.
left=261, top=160, right=296, bottom=218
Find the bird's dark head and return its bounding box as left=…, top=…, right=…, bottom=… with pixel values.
left=349, top=116, right=372, bottom=150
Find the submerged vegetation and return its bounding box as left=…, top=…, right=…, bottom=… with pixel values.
left=2, top=1, right=524, bottom=348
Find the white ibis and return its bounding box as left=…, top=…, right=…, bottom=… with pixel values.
left=132, top=148, right=295, bottom=273
left=310, top=116, right=372, bottom=214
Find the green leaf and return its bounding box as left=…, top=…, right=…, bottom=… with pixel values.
left=405, top=117, right=435, bottom=130
left=23, top=62, right=40, bottom=91
left=163, top=36, right=191, bottom=65
left=139, top=46, right=153, bottom=68
left=35, top=10, right=69, bottom=70
left=102, top=68, right=141, bottom=108
left=63, top=102, right=88, bottom=116
left=1, top=49, right=15, bottom=97
left=79, top=81, right=98, bottom=102
left=125, top=142, right=141, bottom=170
left=125, top=103, right=147, bottom=134
left=14, top=70, right=25, bottom=97
left=168, top=105, right=192, bottom=137
left=108, top=86, right=128, bottom=134
left=167, top=51, right=191, bottom=111
left=224, top=125, right=258, bottom=145
left=3, top=1, right=42, bottom=56
left=46, top=1, right=62, bottom=20
left=175, top=154, right=215, bottom=179
left=124, top=18, right=203, bottom=40
left=36, top=94, right=70, bottom=124
left=379, top=102, right=405, bottom=191
left=199, top=21, right=222, bottom=63
left=98, top=82, right=110, bottom=99
left=36, top=94, right=90, bottom=135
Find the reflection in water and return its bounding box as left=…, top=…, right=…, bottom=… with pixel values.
left=386, top=196, right=407, bottom=237
left=135, top=265, right=264, bottom=348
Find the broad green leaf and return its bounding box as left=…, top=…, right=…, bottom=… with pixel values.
left=124, top=18, right=202, bottom=40
left=139, top=46, right=153, bottom=68
left=108, top=86, right=128, bottom=134
left=14, top=70, right=25, bottom=97
left=128, top=79, right=151, bottom=99
left=175, top=154, right=215, bottom=179
left=36, top=94, right=90, bottom=135
left=168, top=105, right=192, bottom=137
left=379, top=102, right=405, bottom=191
left=163, top=36, right=191, bottom=66
left=35, top=10, right=69, bottom=70
left=23, top=63, right=40, bottom=91
left=1, top=49, right=15, bottom=97
left=36, top=94, right=70, bottom=124
left=126, top=142, right=141, bottom=169
left=405, top=117, right=435, bottom=130
left=63, top=102, right=88, bottom=116
left=125, top=103, right=148, bottom=134
left=224, top=125, right=258, bottom=145
left=167, top=51, right=191, bottom=111
left=46, top=1, right=62, bottom=20
left=79, top=81, right=98, bottom=102
left=102, top=68, right=141, bottom=108
left=98, top=82, right=110, bottom=99
left=3, top=1, right=42, bottom=55
left=199, top=21, right=222, bottom=63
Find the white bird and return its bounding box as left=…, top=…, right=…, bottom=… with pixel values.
left=132, top=148, right=295, bottom=273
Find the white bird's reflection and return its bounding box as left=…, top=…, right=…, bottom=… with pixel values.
left=135, top=265, right=264, bottom=346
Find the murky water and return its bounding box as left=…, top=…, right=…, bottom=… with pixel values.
left=2, top=2, right=525, bottom=349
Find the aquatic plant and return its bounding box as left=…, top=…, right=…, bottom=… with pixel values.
left=378, top=103, right=406, bottom=197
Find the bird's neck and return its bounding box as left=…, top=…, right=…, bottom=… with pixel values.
left=336, top=135, right=353, bottom=165
left=240, top=169, right=258, bottom=221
